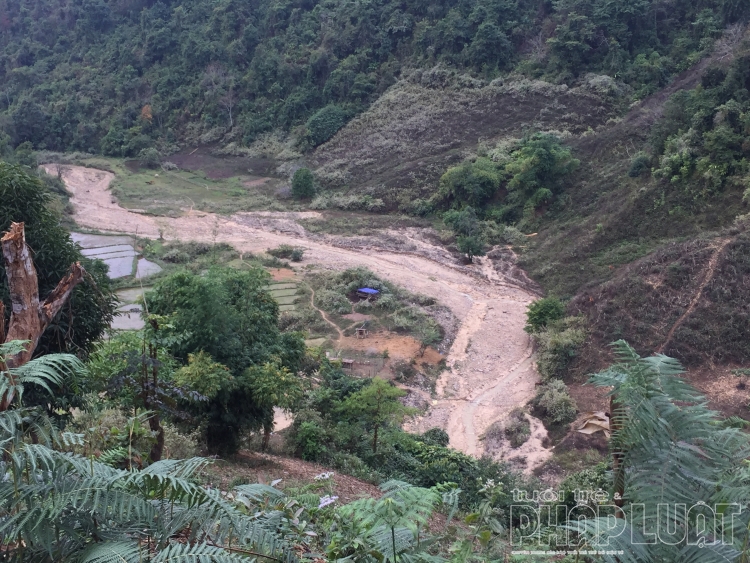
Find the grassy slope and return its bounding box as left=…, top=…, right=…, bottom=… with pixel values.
left=311, top=70, right=619, bottom=208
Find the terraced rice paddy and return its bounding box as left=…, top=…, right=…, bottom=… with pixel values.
left=72, top=232, right=162, bottom=280
left=265, top=281, right=299, bottom=312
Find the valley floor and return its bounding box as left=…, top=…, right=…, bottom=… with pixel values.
left=53, top=164, right=552, bottom=470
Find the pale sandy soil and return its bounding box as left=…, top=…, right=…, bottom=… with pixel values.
left=52, top=164, right=552, bottom=471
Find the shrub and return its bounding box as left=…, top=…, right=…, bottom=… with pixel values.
left=525, top=296, right=565, bottom=333
left=628, top=152, right=651, bottom=177
left=267, top=244, right=296, bottom=259
left=559, top=462, right=609, bottom=510
left=292, top=168, right=315, bottom=199
left=420, top=427, right=450, bottom=447
left=502, top=225, right=527, bottom=245
left=316, top=289, right=352, bottom=315
left=480, top=421, right=504, bottom=452
left=534, top=317, right=586, bottom=379
left=287, top=410, right=329, bottom=461
left=504, top=408, right=531, bottom=447
left=162, top=249, right=191, bottom=263
left=162, top=423, right=200, bottom=459
left=290, top=248, right=305, bottom=262
left=305, top=104, right=347, bottom=147
left=533, top=379, right=577, bottom=426
left=137, top=147, right=161, bottom=168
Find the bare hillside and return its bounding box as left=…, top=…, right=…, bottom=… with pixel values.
left=312, top=70, right=618, bottom=206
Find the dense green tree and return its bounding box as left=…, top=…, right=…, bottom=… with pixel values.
left=304, top=104, right=348, bottom=147
left=434, top=135, right=578, bottom=224
left=291, top=168, right=315, bottom=199
left=434, top=158, right=505, bottom=210
left=503, top=133, right=580, bottom=220
left=145, top=267, right=305, bottom=455
left=0, top=163, right=116, bottom=415
left=85, top=319, right=207, bottom=462
left=456, top=235, right=486, bottom=262
left=341, top=378, right=414, bottom=453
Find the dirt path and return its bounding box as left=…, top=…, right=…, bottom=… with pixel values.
left=309, top=287, right=344, bottom=340
left=657, top=238, right=732, bottom=354
left=54, top=164, right=551, bottom=471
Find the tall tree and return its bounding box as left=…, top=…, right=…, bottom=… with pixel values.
left=341, top=378, right=414, bottom=453
left=146, top=267, right=305, bottom=455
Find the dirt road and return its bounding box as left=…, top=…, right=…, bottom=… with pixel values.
left=53, top=164, right=551, bottom=470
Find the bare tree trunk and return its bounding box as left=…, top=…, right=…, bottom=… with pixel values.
left=610, top=394, right=625, bottom=519
left=262, top=423, right=271, bottom=451
left=148, top=412, right=165, bottom=462
left=0, top=222, right=86, bottom=409
left=0, top=301, right=5, bottom=345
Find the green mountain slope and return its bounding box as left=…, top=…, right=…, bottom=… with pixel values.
left=1, top=0, right=747, bottom=156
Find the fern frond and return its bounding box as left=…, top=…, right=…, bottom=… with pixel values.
left=150, top=542, right=256, bottom=562
left=76, top=541, right=142, bottom=563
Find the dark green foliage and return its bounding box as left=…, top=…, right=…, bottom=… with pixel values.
left=503, top=133, right=580, bottom=221
left=570, top=341, right=750, bottom=561
left=146, top=267, right=305, bottom=455
left=288, top=360, right=527, bottom=511
left=435, top=159, right=505, bottom=209
left=137, top=147, right=161, bottom=168
left=0, top=0, right=744, bottom=153
left=13, top=142, right=36, bottom=168
left=503, top=408, right=531, bottom=448
left=534, top=317, right=586, bottom=380
left=304, top=105, right=347, bottom=147
left=443, top=206, right=482, bottom=236
left=525, top=296, right=566, bottom=333
left=650, top=55, right=750, bottom=199
left=456, top=235, right=485, bottom=262
left=444, top=206, right=486, bottom=261
left=435, top=134, right=578, bottom=225
left=291, top=168, right=315, bottom=199
left=0, top=408, right=295, bottom=562
left=531, top=379, right=577, bottom=426
left=419, top=427, right=450, bottom=447
left=628, top=152, right=651, bottom=177
left=288, top=409, right=330, bottom=461
left=268, top=244, right=305, bottom=262
left=0, top=163, right=116, bottom=372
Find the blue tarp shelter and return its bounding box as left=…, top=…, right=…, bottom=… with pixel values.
left=357, top=288, right=379, bottom=295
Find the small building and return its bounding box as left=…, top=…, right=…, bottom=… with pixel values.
left=356, top=287, right=380, bottom=299
left=356, top=327, right=369, bottom=339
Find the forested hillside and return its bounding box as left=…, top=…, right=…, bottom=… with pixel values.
left=1, top=0, right=749, bottom=156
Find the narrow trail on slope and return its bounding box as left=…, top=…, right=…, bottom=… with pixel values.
left=657, top=238, right=732, bottom=354
left=309, top=287, right=344, bottom=340
left=55, top=164, right=549, bottom=471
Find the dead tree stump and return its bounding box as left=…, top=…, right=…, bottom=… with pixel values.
left=0, top=222, right=86, bottom=408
